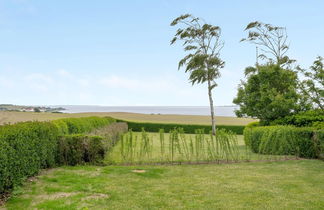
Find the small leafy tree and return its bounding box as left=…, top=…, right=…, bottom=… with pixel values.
left=233, top=64, right=300, bottom=125
left=170, top=14, right=225, bottom=135
left=298, top=56, right=324, bottom=110
left=241, top=21, right=295, bottom=66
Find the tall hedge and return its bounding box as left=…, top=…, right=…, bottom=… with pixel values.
left=0, top=122, right=59, bottom=194
left=117, top=120, right=245, bottom=135
left=0, top=116, right=115, bottom=194
left=244, top=126, right=324, bottom=158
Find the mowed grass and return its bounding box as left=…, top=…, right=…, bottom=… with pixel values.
left=3, top=160, right=324, bottom=210
left=0, top=111, right=257, bottom=126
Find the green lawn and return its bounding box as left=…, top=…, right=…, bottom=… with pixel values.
left=4, top=160, right=324, bottom=209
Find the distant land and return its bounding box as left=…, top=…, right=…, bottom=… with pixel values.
left=0, top=104, right=65, bottom=113
left=0, top=105, right=239, bottom=117
left=51, top=105, right=238, bottom=117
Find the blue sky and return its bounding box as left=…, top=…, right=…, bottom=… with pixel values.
left=0, top=0, right=323, bottom=106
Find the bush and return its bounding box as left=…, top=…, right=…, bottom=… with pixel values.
left=0, top=139, right=15, bottom=193
left=272, top=109, right=324, bottom=127
left=244, top=125, right=324, bottom=158
left=53, top=116, right=116, bottom=135
left=89, top=122, right=128, bottom=152
left=57, top=123, right=128, bottom=166
left=57, top=134, right=105, bottom=166
left=245, top=121, right=260, bottom=128
left=117, top=120, right=245, bottom=135
left=312, top=121, right=324, bottom=130
left=0, top=122, right=60, bottom=194
left=0, top=116, right=115, bottom=194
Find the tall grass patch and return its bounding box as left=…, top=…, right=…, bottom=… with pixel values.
left=109, top=128, right=243, bottom=164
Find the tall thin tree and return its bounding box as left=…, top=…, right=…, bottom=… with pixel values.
left=241, top=21, right=295, bottom=67
left=170, top=14, right=225, bottom=135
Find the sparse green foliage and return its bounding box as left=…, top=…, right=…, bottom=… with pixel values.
left=298, top=56, right=324, bottom=110
left=170, top=14, right=225, bottom=135
left=241, top=21, right=294, bottom=66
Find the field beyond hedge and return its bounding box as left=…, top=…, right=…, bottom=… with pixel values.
left=0, top=111, right=257, bottom=126
left=3, top=160, right=324, bottom=209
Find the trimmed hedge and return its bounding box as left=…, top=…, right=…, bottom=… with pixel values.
left=117, top=120, right=245, bottom=135
left=57, top=134, right=105, bottom=166
left=57, top=122, right=129, bottom=166
left=0, top=121, right=59, bottom=194
left=89, top=122, right=128, bottom=153
left=244, top=125, right=324, bottom=159
left=0, top=117, right=115, bottom=194
left=53, top=116, right=116, bottom=135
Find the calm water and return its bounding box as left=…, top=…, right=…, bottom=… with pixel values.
left=55, top=105, right=238, bottom=117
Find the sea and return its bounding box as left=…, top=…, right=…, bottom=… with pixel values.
left=54, top=105, right=238, bottom=117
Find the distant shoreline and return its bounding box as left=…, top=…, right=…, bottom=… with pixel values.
left=51, top=105, right=239, bottom=117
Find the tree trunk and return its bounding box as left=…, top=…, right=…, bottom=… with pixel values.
left=208, top=80, right=216, bottom=135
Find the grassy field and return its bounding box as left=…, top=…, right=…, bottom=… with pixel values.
left=107, top=133, right=291, bottom=164
left=0, top=111, right=257, bottom=126
left=3, top=160, right=324, bottom=210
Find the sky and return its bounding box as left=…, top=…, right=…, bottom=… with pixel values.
left=0, top=0, right=323, bottom=106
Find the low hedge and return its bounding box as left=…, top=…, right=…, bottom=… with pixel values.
left=52, top=116, right=116, bottom=135
left=244, top=126, right=324, bottom=159
left=0, top=116, right=115, bottom=194
left=57, top=134, right=105, bottom=166
left=117, top=120, right=245, bottom=135
left=89, top=122, right=128, bottom=152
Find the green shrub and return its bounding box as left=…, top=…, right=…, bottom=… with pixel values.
left=117, top=120, right=245, bottom=135
left=246, top=121, right=260, bottom=128
left=244, top=125, right=324, bottom=158
left=89, top=122, right=128, bottom=152
left=312, top=121, right=324, bottom=130
left=53, top=117, right=116, bottom=135
left=243, top=126, right=266, bottom=153
left=57, top=134, right=105, bottom=166
left=0, top=116, right=115, bottom=194
left=0, top=121, right=60, bottom=194
left=0, top=139, right=15, bottom=193
left=258, top=126, right=298, bottom=155
left=272, top=109, right=324, bottom=127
